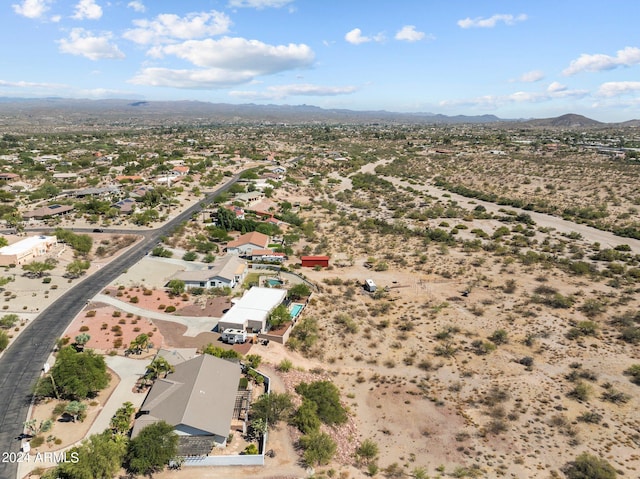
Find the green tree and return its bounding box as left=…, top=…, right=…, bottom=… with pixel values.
left=0, top=313, right=19, bottom=329
left=291, top=399, right=321, bottom=434
left=244, top=354, right=262, bottom=369
left=144, top=356, right=174, bottom=381
left=167, top=279, right=185, bottom=295
left=295, top=381, right=348, bottom=425
left=299, top=431, right=337, bottom=466
left=268, top=304, right=290, bottom=328
left=129, top=333, right=150, bottom=353
left=50, top=346, right=110, bottom=400
left=288, top=283, right=311, bottom=300
left=74, top=333, right=91, bottom=350
left=126, top=421, right=178, bottom=476
left=0, top=236, right=7, bottom=247
left=65, top=401, right=87, bottom=422
left=250, top=392, right=294, bottom=425
left=55, top=431, right=127, bottom=479
left=0, top=330, right=8, bottom=351
left=201, top=344, right=241, bottom=359
left=110, top=402, right=136, bottom=435
left=22, top=258, right=57, bottom=278
left=563, top=452, right=617, bottom=479
left=66, top=260, right=90, bottom=278
left=55, top=229, right=93, bottom=255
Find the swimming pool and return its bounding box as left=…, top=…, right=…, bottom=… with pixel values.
left=290, top=303, right=304, bottom=318
left=266, top=278, right=283, bottom=287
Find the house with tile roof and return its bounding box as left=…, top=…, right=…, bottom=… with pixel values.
left=170, top=255, right=247, bottom=289
left=226, top=231, right=270, bottom=256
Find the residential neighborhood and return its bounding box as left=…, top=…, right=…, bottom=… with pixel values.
left=0, top=110, right=638, bottom=479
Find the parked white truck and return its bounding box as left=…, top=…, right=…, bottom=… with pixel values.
left=221, top=328, right=247, bottom=344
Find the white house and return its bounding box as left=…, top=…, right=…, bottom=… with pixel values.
left=226, top=231, right=270, bottom=256
left=218, top=287, right=286, bottom=333
left=171, top=255, right=247, bottom=290
left=0, top=235, right=57, bottom=266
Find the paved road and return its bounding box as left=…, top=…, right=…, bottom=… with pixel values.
left=0, top=174, right=241, bottom=479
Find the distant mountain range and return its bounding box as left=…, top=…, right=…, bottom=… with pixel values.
left=0, top=97, right=637, bottom=127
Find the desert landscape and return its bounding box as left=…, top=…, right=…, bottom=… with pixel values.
left=0, top=118, right=638, bottom=479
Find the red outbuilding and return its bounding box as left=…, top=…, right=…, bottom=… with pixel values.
left=300, top=256, right=330, bottom=268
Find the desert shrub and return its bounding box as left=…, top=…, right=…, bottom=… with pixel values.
left=624, top=364, right=640, bottom=385
left=567, top=381, right=591, bottom=401
left=471, top=340, right=496, bottom=355
left=577, top=411, right=603, bottom=424
left=243, top=444, right=259, bottom=455
left=291, top=399, right=321, bottom=434
left=295, top=381, right=348, bottom=425
left=164, top=305, right=176, bottom=313
left=129, top=296, right=139, bottom=304
left=299, top=431, right=337, bottom=466
left=489, top=329, right=509, bottom=345
left=30, top=436, right=45, bottom=447
left=601, top=387, right=631, bottom=404
left=85, top=310, right=96, bottom=318
left=579, top=299, right=606, bottom=318
left=277, top=359, right=293, bottom=372
left=562, top=452, right=617, bottom=479
left=567, top=321, right=599, bottom=340
left=0, top=314, right=19, bottom=329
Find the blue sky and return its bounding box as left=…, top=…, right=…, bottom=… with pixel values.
left=2, top=0, right=640, bottom=122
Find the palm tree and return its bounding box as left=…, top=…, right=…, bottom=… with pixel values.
left=129, top=333, right=149, bottom=354
left=144, top=356, right=174, bottom=381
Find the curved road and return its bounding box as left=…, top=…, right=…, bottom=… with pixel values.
left=0, top=174, right=241, bottom=479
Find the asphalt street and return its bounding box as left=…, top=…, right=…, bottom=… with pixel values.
left=0, top=174, right=240, bottom=479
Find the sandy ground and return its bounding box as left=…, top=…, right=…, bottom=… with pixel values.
left=11, top=157, right=640, bottom=479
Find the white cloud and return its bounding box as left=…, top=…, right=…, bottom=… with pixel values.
left=77, top=87, right=140, bottom=98
left=72, top=0, right=103, bottom=20
left=230, top=83, right=358, bottom=100
left=547, top=81, right=567, bottom=93
left=440, top=85, right=588, bottom=108
left=127, top=1, right=145, bottom=13
left=597, top=81, right=640, bottom=97
left=152, top=37, right=314, bottom=72
left=0, top=79, right=63, bottom=89
left=345, top=28, right=385, bottom=45
left=123, top=10, right=231, bottom=45
left=516, top=70, right=544, bottom=83
left=457, top=13, right=528, bottom=29
left=12, top=0, right=52, bottom=19
left=130, top=37, right=314, bottom=89
left=563, top=46, right=640, bottom=75
left=58, top=28, right=125, bottom=60
left=345, top=28, right=369, bottom=45
left=395, top=25, right=426, bottom=42
left=130, top=67, right=257, bottom=89
left=228, top=0, right=294, bottom=8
